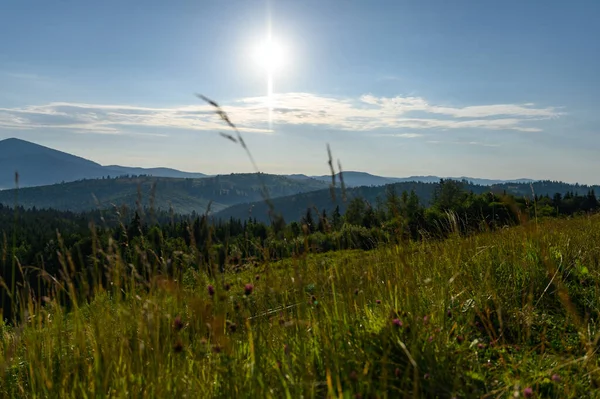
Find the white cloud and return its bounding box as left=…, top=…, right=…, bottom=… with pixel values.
left=0, top=92, right=562, bottom=136
left=374, top=133, right=424, bottom=138
left=427, top=140, right=500, bottom=147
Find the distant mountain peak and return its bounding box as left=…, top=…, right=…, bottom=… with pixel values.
left=0, top=138, right=208, bottom=188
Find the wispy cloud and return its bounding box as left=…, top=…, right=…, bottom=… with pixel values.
left=0, top=71, right=46, bottom=80
left=427, top=140, right=500, bottom=147
left=0, top=92, right=562, bottom=136
left=236, top=93, right=561, bottom=132
left=374, top=133, right=424, bottom=138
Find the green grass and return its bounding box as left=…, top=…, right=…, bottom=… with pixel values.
left=2, top=215, right=600, bottom=398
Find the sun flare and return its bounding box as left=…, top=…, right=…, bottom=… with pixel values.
left=253, top=39, right=285, bottom=72
left=252, top=34, right=287, bottom=129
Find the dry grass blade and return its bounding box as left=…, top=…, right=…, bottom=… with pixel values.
left=327, top=144, right=336, bottom=202
left=196, top=93, right=275, bottom=218
left=219, top=132, right=238, bottom=143
left=337, top=159, right=347, bottom=202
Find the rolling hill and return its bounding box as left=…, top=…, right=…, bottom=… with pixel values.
left=0, top=173, right=328, bottom=214
left=214, top=180, right=600, bottom=223
left=291, top=171, right=535, bottom=187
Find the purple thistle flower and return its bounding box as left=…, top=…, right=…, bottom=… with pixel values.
left=173, top=315, right=184, bottom=331
left=551, top=374, right=561, bottom=382
left=207, top=284, right=215, bottom=297
left=428, top=335, right=434, bottom=343
left=424, top=373, right=430, bottom=380
left=244, top=283, right=254, bottom=296
left=523, top=387, right=533, bottom=398
left=392, top=318, right=403, bottom=327
left=376, top=299, right=381, bottom=304
left=423, top=315, right=429, bottom=325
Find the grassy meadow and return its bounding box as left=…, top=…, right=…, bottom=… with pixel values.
left=1, top=213, right=599, bottom=398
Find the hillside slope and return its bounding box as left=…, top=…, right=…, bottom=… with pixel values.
left=214, top=180, right=600, bottom=223
left=0, top=173, right=328, bottom=214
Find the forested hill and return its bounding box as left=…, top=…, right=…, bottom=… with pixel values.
left=0, top=173, right=327, bottom=214
left=214, top=179, right=600, bottom=223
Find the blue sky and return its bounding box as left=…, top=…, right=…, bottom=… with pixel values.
left=1, top=0, right=599, bottom=183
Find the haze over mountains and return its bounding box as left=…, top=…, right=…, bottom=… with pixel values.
left=294, top=172, right=534, bottom=188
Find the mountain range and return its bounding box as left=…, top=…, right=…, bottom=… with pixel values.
left=0, top=137, right=596, bottom=221
left=0, top=138, right=536, bottom=189
left=0, top=138, right=207, bottom=189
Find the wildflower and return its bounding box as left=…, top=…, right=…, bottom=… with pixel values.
left=376, top=299, right=381, bottom=304
left=447, top=309, right=452, bottom=318
left=523, top=387, right=533, bottom=398
left=244, top=283, right=254, bottom=296
left=477, top=343, right=485, bottom=350
left=227, top=321, right=237, bottom=333
left=393, top=318, right=403, bottom=328
left=428, top=336, right=434, bottom=343
left=551, top=374, right=561, bottom=382
left=424, top=373, right=430, bottom=380
left=423, top=315, right=429, bottom=325
left=173, top=315, right=184, bottom=332
left=456, top=335, right=465, bottom=344
left=207, top=284, right=215, bottom=297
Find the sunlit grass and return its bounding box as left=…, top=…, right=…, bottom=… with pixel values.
left=1, top=214, right=599, bottom=398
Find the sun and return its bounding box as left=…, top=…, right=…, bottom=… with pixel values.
left=251, top=35, right=287, bottom=129
left=253, top=39, right=285, bottom=72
